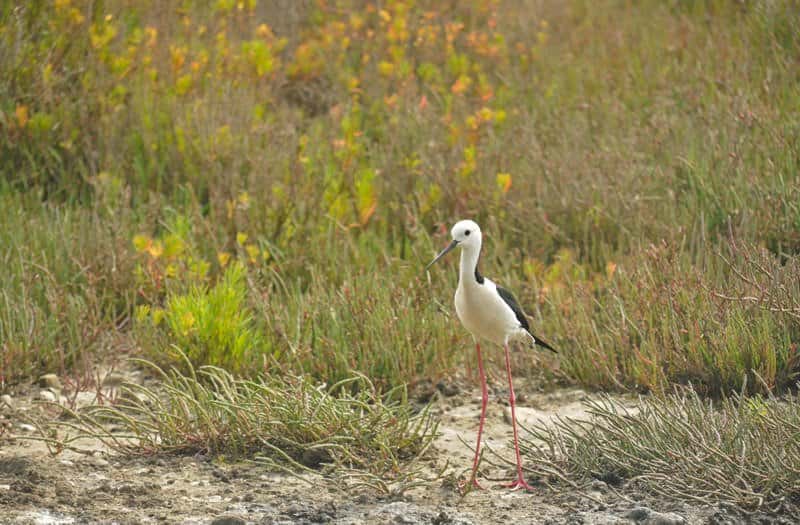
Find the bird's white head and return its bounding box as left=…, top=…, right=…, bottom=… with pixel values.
left=450, top=219, right=482, bottom=249
left=425, top=219, right=482, bottom=270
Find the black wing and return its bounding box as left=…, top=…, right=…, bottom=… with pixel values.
left=495, top=286, right=558, bottom=353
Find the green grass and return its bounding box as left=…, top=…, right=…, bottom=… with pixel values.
left=0, top=193, right=137, bottom=387
left=543, top=240, right=800, bottom=394
left=1, top=0, right=799, bottom=396
left=519, top=383, right=800, bottom=512
left=51, top=356, right=439, bottom=494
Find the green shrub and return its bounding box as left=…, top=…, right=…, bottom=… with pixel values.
left=136, top=262, right=265, bottom=373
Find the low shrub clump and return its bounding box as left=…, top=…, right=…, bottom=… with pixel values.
left=54, top=356, right=438, bottom=493
left=521, top=383, right=800, bottom=512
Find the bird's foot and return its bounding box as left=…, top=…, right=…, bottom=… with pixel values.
left=503, top=477, right=535, bottom=491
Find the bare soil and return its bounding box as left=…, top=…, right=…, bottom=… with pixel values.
left=0, top=367, right=763, bottom=524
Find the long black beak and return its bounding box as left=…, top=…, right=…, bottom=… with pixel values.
left=425, top=240, right=459, bottom=271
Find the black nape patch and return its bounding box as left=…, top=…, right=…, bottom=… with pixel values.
left=474, top=252, right=484, bottom=283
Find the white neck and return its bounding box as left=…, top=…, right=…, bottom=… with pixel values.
left=459, top=243, right=481, bottom=286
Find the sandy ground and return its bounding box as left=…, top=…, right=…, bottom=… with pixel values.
left=0, top=367, right=768, bottom=525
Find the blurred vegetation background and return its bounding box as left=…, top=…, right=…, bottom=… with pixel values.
left=1, top=0, right=799, bottom=396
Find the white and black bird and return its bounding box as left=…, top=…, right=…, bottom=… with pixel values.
left=426, top=219, right=557, bottom=491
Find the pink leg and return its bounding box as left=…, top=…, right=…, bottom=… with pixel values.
left=461, top=342, right=488, bottom=492
left=502, top=342, right=535, bottom=491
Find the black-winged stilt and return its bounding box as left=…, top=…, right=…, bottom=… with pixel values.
left=426, top=219, right=557, bottom=492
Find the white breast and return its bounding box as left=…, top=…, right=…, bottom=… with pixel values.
left=454, top=278, right=524, bottom=346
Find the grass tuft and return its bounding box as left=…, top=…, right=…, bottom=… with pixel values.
left=53, top=353, right=439, bottom=493
left=520, top=383, right=800, bottom=512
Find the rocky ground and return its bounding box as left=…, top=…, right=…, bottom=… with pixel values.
left=0, top=367, right=780, bottom=524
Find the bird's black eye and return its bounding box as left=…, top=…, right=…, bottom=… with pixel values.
left=464, top=230, right=471, bottom=236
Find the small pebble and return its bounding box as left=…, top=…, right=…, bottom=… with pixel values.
left=89, top=456, right=110, bottom=468
left=38, top=373, right=62, bottom=390
left=644, top=511, right=686, bottom=525
left=625, top=507, right=651, bottom=521
left=586, top=490, right=605, bottom=502
left=37, top=389, right=58, bottom=403
left=102, top=372, right=126, bottom=387
left=436, top=381, right=460, bottom=397
left=590, top=479, right=609, bottom=492
left=210, top=516, right=246, bottom=525
left=0, top=394, right=12, bottom=407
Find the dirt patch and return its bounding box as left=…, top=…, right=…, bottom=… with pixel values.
left=0, top=374, right=773, bottom=524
